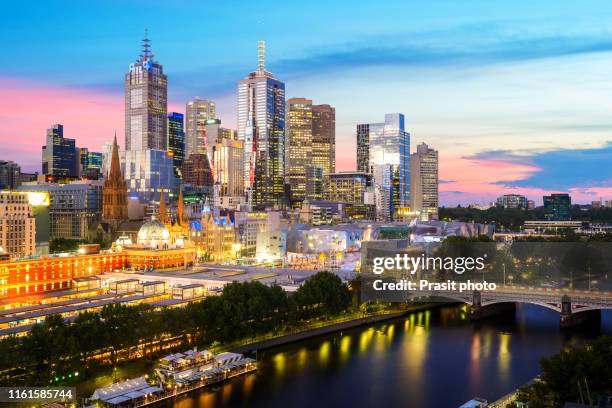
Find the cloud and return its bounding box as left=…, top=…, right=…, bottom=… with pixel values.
left=465, top=143, right=612, bottom=191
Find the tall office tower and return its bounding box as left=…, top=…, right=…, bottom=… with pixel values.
left=410, top=143, right=438, bottom=220
left=325, top=172, right=373, bottom=204
left=213, top=138, right=245, bottom=207
left=0, top=160, right=21, bottom=189
left=167, top=112, right=185, bottom=178
left=102, top=136, right=128, bottom=225
left=368, top=113, right=410, bottom=221
left=41, top=123, right=78, bottom=180
left=124, top=30, right=168, bottom=151
left=543, top=193, right=571, bottom=221
left=185, top=98, right=216, bottom=158
left=356, top=124, right=370, bottom=173
left=0, top=192, right=35, bottom=258
left=237, top=40, right=286, bottom=207
left=286, top=97, right=313, bottom=203
left=181, top=154, right=214, bottom=191
left=312, top=104, right=336, bottom=175
left=77, top=148, right=103, bottom=179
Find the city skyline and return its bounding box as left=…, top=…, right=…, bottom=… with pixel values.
left=2, top=1, right=612, bottom=205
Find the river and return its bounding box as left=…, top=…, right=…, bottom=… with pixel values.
left=159, top=305, right=612, bottom=408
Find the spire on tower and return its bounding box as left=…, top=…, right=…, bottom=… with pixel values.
left=109, top=132, right=122, bottom=180
left=257, top=40, right=265, bottom=72
left=142, top=28, right=152, bottom=59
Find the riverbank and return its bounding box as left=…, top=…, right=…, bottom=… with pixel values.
left=71, top=303, right=440, bottom=398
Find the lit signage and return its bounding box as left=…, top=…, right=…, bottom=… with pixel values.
left=25, top=191, right=50, bottom=207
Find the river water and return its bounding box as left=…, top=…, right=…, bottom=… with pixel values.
left=160, top=305, right=612, bottom=408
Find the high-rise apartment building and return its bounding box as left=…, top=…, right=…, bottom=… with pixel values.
left=167, top=112, right=185, bottom=178
left=0, top=161, right=21, bottom=190
left=410, top=143, right=438, bottom=220
left=124, top=30, right=167, bottom=151
left=312, top=104, right=335, bottom=175
left=0, top=192, right=35, bottom=258
left=286, top=98, right=313, bottom=202
left=41, top=124, right=78, bottom=179
left=237, top=41, right=285, bottom=207
left=367, top=113, right=410, bottom=221
left=213, top=138, right=244, bottom=201
left=185, top=98, right=216, bottom=158
left=356, top=124, right=370, bottom=173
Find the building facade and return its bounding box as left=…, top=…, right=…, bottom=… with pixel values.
left=496, top=194, right=528, bottom=209
left=237, top=41, right=286, bottom=207
left=124, top=30, right=167, bottom=151
left=213, top=138, right=244, bottom=202
left=543, top=193, right=571, bottom=221
left=167, top=112, right=185, bottom=178
left=121, top=149, right=175, bottom=202
left=181, top=154, right=214, bottom=191
left=410, top=142, right=438, bottom=219
left=312, top=104, right=335, bottom=176
left=286, top=98, right=313, bottom=202
left=324, top=172, right=373, bottom=204
left=367, top=114, right=410, bottom=221
left=0, top=192, right=35, bottom=259
left=185, top=98, right=216, bottom=158
left=356, top=124, right=370, bottom=173
left=42, top=124, right=78, bottom=179
left=0, top=161, right=21, bottom=190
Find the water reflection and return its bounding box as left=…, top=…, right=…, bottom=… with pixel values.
left=161, top=305, right=612, bottom=408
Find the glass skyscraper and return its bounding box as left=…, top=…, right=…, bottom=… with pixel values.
left=237, top=41, right=286, bottom=207
left=124, top=30, right=167, bottom=151
left=367, top=113, right=410, bottom=221
left=167, top=112, right=185, bottom=179
left=41, top=123, right=78, bottom=179
left=185, top=98, right=216, bottom=158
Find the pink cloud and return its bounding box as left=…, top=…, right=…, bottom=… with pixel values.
left=0, top=77, right=183, bottom=172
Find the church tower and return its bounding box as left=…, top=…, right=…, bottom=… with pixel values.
left=102, top=135, right=128, bottom=226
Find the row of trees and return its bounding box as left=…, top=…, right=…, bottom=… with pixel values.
left=514, top=336, right=612, bottom=407
left=0, top=272, right=352, bottom=386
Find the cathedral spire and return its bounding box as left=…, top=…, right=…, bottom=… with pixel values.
left=158, top=190, right=167, bottom=224
left=177, top=188, right=187, bottom=224
left=102, top=132, right=128, bottom=225
left=109, top=132, right=122, bottom=180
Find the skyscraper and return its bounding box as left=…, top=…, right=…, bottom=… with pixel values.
left=167, top=112, right=185, bottom=178
left=102, top=135, right=128, bottom=226
left=410, top=142, right=438, bottom=220
left=124, top=30, right=167, bottom=151
left=367, top=113, right=410, bottom=221
left=356, top=124, right=370, bottom=173
left=543, top=193, right=571, bottom=221
left=185, top=98, right=216, bottom=158
left=237, top=41, right=286, bottom=207
left=213, top=138, right=244, bottom=207
left=0, top=192, right=35, bottom=258
left=0, top=161, right=21, bottom=190
left=41, top=123, right=78, bottom=179
left=286, top=97, right=313, bottom=203
left=312, top=104, right=335, bottom=176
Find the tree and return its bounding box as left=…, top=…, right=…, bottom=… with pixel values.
left=293, top=271, right=351, bottom=319
left=49, top=238, right=80, bottom=253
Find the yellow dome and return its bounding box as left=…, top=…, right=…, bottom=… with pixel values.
left=137, top=218, right=170, bottom=248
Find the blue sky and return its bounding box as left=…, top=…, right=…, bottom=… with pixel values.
left=2, top=0, right=612, bottom=204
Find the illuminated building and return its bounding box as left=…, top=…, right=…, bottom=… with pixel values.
left=256, top=229, right=287, bottom=262
left=41, top=123, right=78, bottom=179
left=0, top=160, right=22, bottom=190
left=311, top=104, right=335, bottom=176
left=324, top=172, right=373, bottom=204
left=185, top=98, right=216, bottom=158
left=136, top=217, right=171, bottom=249
left=234, top=210, right=279, bottom=258
left=102, top=135, right=128, bottom=227
left=190, top=211, right=235, bottom=262
left=286, top=97, right=313, bottom=202
left=237, top=41, right=286, bottom=207
left=367, top=113, right=410, bottom=221
left=121, top=149, right=175, bottom=202
left=167, top=112, right=185, bottom=178
left=77, top=148, right=103, bottom=179
left=0, top=192, right=35, bottom=259
left=213, top=138, right=244, bottom=206
left=18, top=181, right=103, bottom=240
left=181, top=154, right=213, bottom=191
left=205, top=119, right=236, bottom=146
left=356, top=124, right=370, bottom=173
left=124, top=29, right=167, bottom=151
left=410, top=142, right=438, bottom=220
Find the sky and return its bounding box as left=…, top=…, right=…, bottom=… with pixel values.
left=2, top=0, right=612, bottom=205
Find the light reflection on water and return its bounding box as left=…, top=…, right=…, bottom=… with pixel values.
left=163, top=305, right=612, bottom=408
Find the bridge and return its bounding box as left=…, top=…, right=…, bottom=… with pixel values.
left=405, top=285, right=612, bottom=327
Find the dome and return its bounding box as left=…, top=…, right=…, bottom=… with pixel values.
left=137, top=217, right=170, bottom=248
